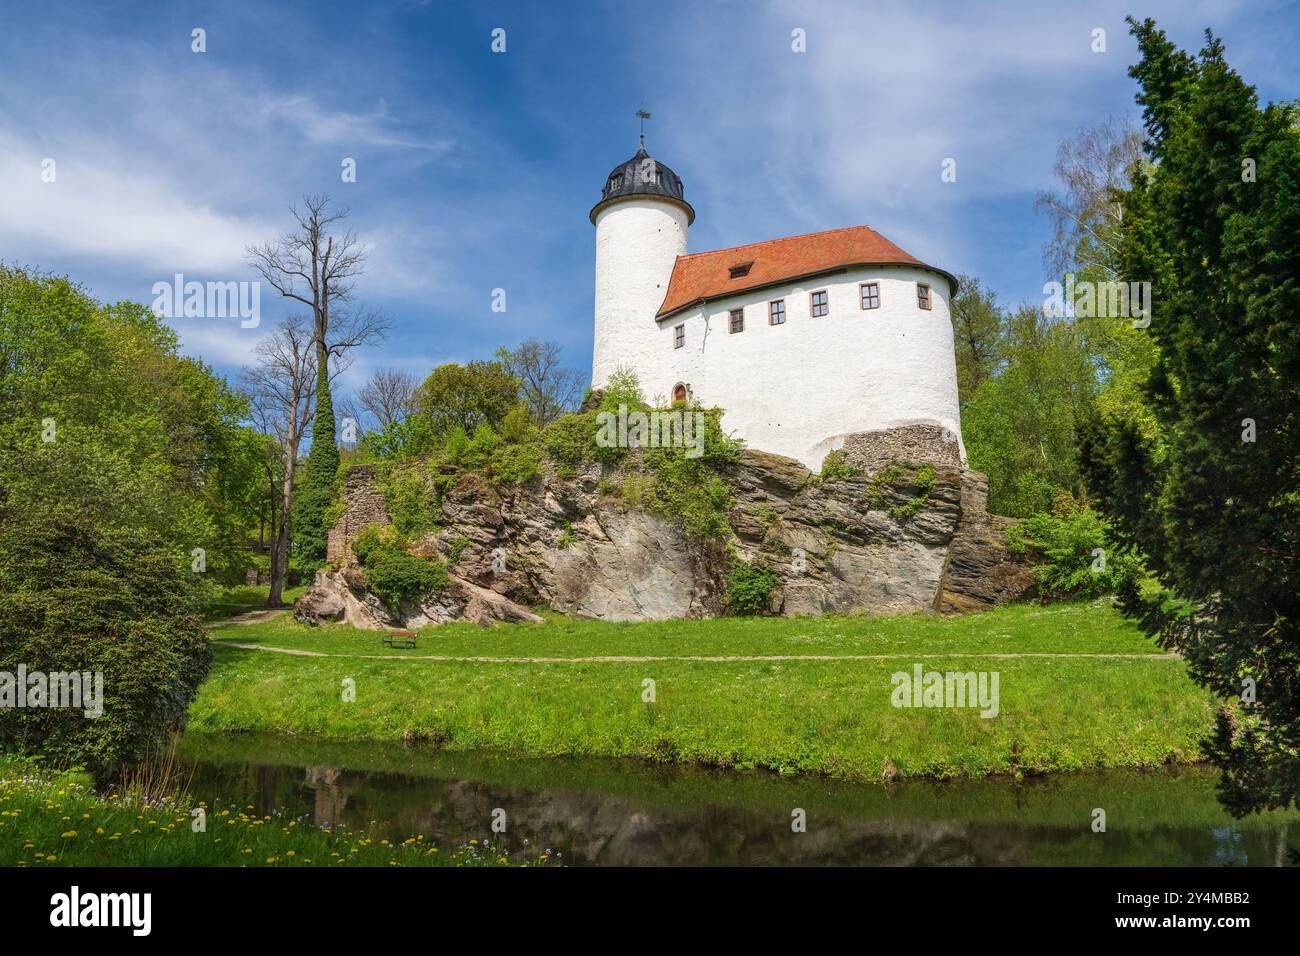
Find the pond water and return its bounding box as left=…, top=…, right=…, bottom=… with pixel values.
left=177, top=733, right=1295, bottom=866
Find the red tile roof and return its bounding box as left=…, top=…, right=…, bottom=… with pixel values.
left=656, top=225, right=954, bottom=319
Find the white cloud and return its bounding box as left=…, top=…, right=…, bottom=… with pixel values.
left=0, top=130, right=273, bottom=273
left=259, top=95, right=453, bottom=152
left=170, top=319, right=269, bottom=369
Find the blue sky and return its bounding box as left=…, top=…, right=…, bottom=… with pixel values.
left=2, top=0, right=1297, bottom=400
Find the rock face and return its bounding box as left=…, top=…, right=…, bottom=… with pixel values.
left=295, top=565, right=543, bottom=630
left=728, top=450, right=965, bottom=617
left=296, top=427, right=1033, bottom=628
left=934, top=471, right=1035, bottom=613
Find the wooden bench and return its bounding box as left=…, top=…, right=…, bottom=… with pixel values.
left=383, top=628, right=418, bottom=649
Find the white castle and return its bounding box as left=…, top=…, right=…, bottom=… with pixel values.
left=590, top=135, right=965, bottom=471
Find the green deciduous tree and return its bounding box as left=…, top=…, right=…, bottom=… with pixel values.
left=949, top=275, right=1004, bottom=404
left=0, top=265, right=259, bottom=774
left=414, top=361, right=522, bottom=439
left=962, top=306, right=1098, bottom=516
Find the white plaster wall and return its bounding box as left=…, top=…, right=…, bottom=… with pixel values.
left=658, top=266, right=964, bottom=470
left=592, top=199, right=688, bottom=390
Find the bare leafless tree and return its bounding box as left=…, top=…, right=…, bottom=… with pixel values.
left=495, top=339, right=584, bottom=426
left=241, top=316, right=317, bottom=606
left=1035, top=117, right=1145, bottom=280
left=246, top=195, right=378, bottom=362
left=245, top=195, right=386, bottom=496
left=355, top=367, right=419, bottom=431
left=240, top=305, right=380, bottom=603
left=245, top=195, right=387, bottom=568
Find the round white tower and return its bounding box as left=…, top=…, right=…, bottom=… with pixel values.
left=590, top=145, right=694, bottom=390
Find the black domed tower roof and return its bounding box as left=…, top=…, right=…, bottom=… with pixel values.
left=589, top=145, right=695, bottom=225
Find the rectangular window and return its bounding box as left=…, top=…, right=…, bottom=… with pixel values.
left=674, top=324, right=685, bottom=348
left=810, top=289, right=828, bottom=317
left=729, top=308, right=744, bottom=334
left=860, top=282, right=880, bottom=310
left=769, top=299, right=786, bottom=325
left=917, top=283, right=932, bottom=310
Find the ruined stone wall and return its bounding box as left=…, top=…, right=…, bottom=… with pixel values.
left=325, top=465, right=391, bottom=565
left=838, top=423, right=963, bottom=475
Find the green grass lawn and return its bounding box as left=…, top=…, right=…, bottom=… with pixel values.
left=201, top=583, right=307, bottom=621
left=192, top=601, right=1220, bottom=781
left=210, top=599, right=1163, bottom=657
left=0, top=756, right=530, bottom=867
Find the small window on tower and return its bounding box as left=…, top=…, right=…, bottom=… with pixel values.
left=917, top=283, right=932, bottom=310
left=860, top=282, right=880, bottom=310
left=608, top=176, right=621, bottom=193
left=728, top=262, right=753, bottom=279
left=769, top=299, right=786, bottom=325
left=810, top=289, right=828, bottom=317
left=674, top=324, right=685, bottom=349
left=729, top=308, right=744, bottom=334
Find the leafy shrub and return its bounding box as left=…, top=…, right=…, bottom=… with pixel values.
left=360, top=415, right=438, bottom=460
left=599, top=366, right=645, bottom=411
left=542, top=411, right=599, bottom=468
left=887, top=463, right=934, bottom=523
left=637, top=405, right=745, bottom=539
left=1005, top=496, right=1140, bottom=599
left=498, top=404, right=534, bottom=444
left=864, top=463, right=934, bottom=522
left=352, top=525, right=448, bottom=609
left=446, top=535, right=470, bottom=565
left=541, top=409, right=627, bottom=469
left=725, top=560, right=778, bottom=615
left=380, top=464, right=442, bottom=537
left=442, top=423, right=502, bottom=471
left=819, top=449, right=857, bottom=481
left=542, top=371, right=650, bottom=471
left=491, top=440, right=543, bottom=484
left=0, top=506, right=210, bottom=781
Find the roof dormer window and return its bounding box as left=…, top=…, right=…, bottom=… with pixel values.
left=728, top=262, right=753, bottom=279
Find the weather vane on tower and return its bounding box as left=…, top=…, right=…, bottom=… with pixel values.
left=636, top=104, right=652, bottom=148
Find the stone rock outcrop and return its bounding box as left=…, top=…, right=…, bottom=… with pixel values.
left=295, top=565, right=543, bottom=630
left=727, top=450, right=966, bottom=616
left=934, top=471, right=1035, bottom=613
left=431, top=470, right=715, bottom=621
left=296, top=426, right=1034, bottom=628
